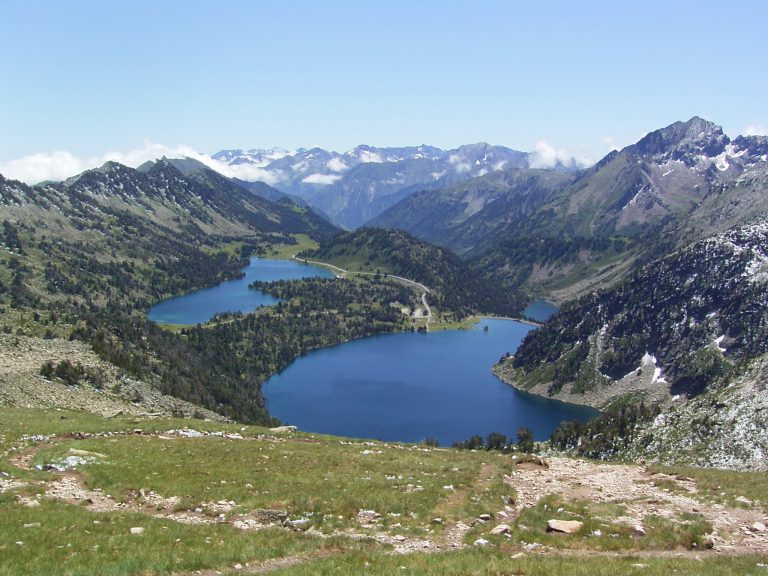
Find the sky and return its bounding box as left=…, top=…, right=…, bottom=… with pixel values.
left=1, top=0, right=766, bottom=183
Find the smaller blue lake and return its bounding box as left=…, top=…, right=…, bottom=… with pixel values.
left=523, top=299, right=560, bottom=323
left=148, top=258, right=334, bottom=325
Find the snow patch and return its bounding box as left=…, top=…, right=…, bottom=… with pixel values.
left=714, top=335, right=727, bottom=353
left=358, top=150, right=383, bottom=163
left=622, top=185, right=648, bottom=211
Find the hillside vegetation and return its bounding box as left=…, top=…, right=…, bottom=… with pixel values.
left=303, top=227, right=525, bottom=318
left=0, top=160, right=349, bottom=422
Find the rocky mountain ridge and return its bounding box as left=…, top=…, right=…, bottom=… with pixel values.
left=213, top=143, right=545, bottom=228
left=371, top=117, right=768, bottom=302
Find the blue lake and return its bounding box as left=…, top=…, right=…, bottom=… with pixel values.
left=149, top=258, right=596, bottom=444
left=523, top=299, right=560, bottom=323
left=264, top=318, right=596, bottom=446
left=148, top=258, right=334, bottom=325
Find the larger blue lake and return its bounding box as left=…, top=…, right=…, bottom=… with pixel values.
left=264, top=318, right=596, bottom=446
left=149, top=257, right=596, bottom=445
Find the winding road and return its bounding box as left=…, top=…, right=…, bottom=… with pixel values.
left=292, top=256, right=432, bottom=322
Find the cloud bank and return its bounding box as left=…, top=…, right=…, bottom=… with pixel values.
left=529, top=140, right=592, bottom=170
left=0, top=142, right=285, bottom=186
left=301, top=173, right=342, bottom=185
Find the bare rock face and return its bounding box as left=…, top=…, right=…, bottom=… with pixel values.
left=546, top=519, right=584, bottom=534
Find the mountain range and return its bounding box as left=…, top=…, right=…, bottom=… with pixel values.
left=3, top=115, right=768, bottom=469
left=212, top=143, right=561, bottom=228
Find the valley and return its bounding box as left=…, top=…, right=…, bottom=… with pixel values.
left=2, top=115, right=768, bottom=574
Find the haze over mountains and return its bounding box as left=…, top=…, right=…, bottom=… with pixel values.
left=212, top=142, right=577, bottom=228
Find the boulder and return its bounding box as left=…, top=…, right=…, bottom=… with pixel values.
left=478, top=513, right=492, bottom=522
left=68, top=448, right=107, bottom=459
left=253, top=508, right=288, bottom=524
left=129, top=527, right=145, bottom=535
left=490, top=523, right=511, bottom=535
left=269, top=426, right=297, bottom=433
left=357, top=509, right=382, bottom=523
left=473, top=538, right=490, bottom=547
left=750, top=522, right=766, bottom=533
left=546, top=519, right=584, bottom=534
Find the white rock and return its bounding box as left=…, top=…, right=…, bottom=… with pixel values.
left=269, top=426, right=297, bottom=433
left=130, top=527, right=144, bottom=535
left=490, top=524, right=511, bottom=535
left=751, top=522, right=767, bottom=533
left=473, top=538, right=490, bottom=547
left=546, top=519, right=584, bottom=534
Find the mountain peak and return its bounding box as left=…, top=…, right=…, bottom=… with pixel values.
left=631, top=117, right=729, bottom=165
left=147, top=157, right=185, bottom=179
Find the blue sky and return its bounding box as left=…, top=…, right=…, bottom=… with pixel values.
left=1, top=0, right=766, bottom=182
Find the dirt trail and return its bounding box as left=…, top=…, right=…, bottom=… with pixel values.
left=505, top=456, right=768, bottom=554
left=5, top=431, right=768, bottom=568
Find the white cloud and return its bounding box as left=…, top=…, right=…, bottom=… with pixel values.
left=301, top=173, right=342, bottom=185
left=529, top=140, right=592, bottom=170
left=0, top=141, right=286, bottom=186
left=0, top=150, right=90, bottom=184
left=744, top=124, right=767, bottom=137
left=326, top=157, right=349, bottom=173
left=448, top=154, right=471, bottom=173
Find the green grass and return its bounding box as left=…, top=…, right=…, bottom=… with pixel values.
left=512, top=494, right=711, bottom=551
left=1, top=407, right=764, bottom=576
left=648, top=464, right=768, bottom=511
left=0, top=495, right=360, bottom=576
left=268, top=234, right=319, bottom=259
left=265, top=549, right=768, bottom=576
left=28, top=430, right=490, bottom=534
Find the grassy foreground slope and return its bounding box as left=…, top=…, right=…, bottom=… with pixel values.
left=1, top=407, right=766, bottom=575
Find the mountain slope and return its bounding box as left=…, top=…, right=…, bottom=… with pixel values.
left=369, top=168, right=574, bottom=255
left=493, top=218, right=768, bottom=467
left=500, top=220, right=768, bottom=401
left=371, top=118, right=767, bottom=302
left=373, top=117, right=747, bottom=248
left=303, top=228, right=525, bottom=317
left=0, top=161, right=338, bottom=421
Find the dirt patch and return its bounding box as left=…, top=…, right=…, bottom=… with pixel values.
left=505, top=456, right=768, bottom=554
